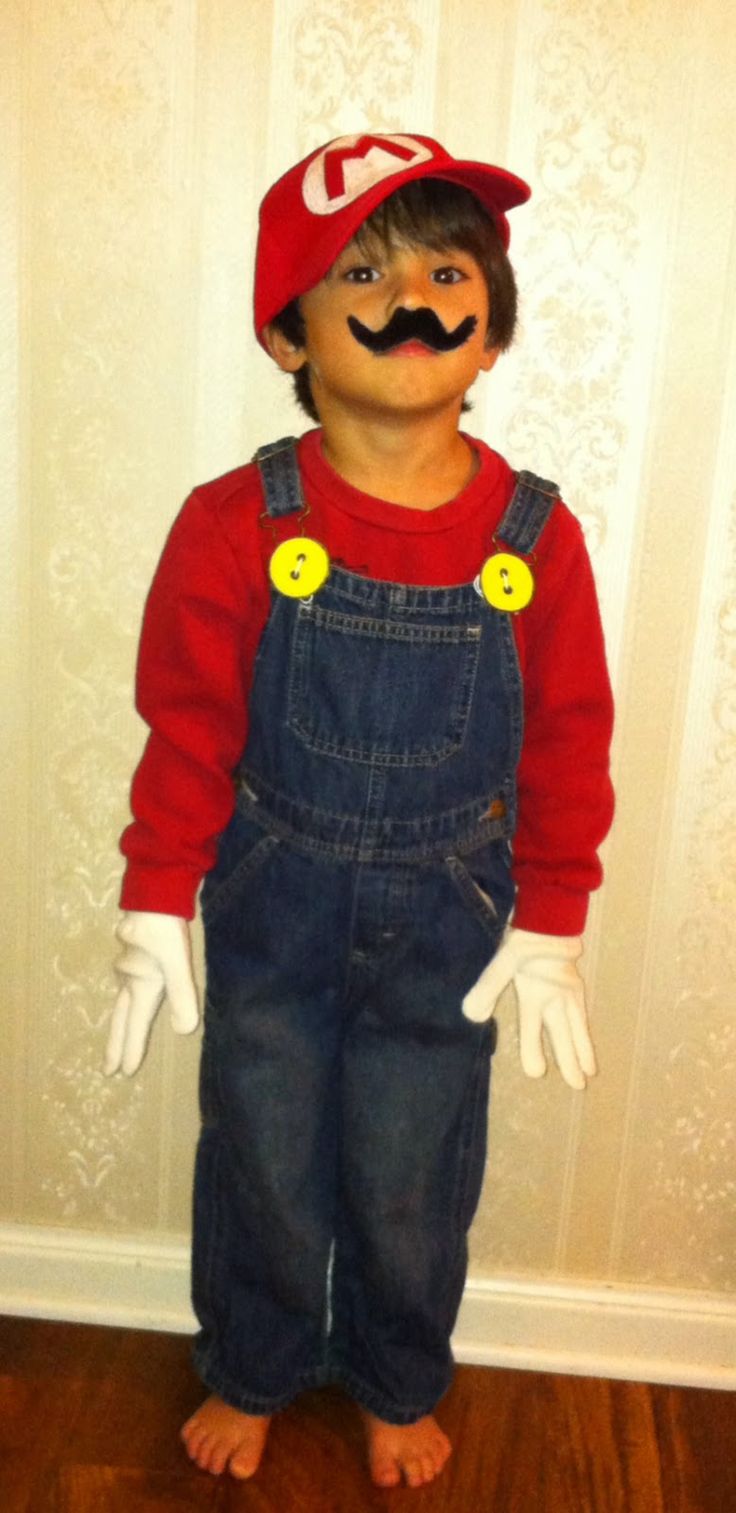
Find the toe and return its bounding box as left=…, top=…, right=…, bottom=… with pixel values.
left=404, top=1456, right=425, bottom=1488
left=229, top=1448, right=260, bottom=1481
left=424, top=1451, right=440, bottom=1482
left=181, top=1416, right=214, bottom=1464
left=372, top=1458, right=402, bottom=1488
left=191, top=1433, right=216, bottom=1472
left=207, top=1441, right=230, bottom=1478
left=180, top=1416, right=200, bottom=1452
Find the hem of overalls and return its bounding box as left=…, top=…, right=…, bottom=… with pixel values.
left=191, top=1341, right=329, bottom=1416
left=327, top=1358, right=451, bottom=1426
left=192, top=1343, right=448, bottom=1426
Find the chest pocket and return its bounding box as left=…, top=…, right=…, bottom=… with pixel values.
left=286, top=600, right=482, bottom=767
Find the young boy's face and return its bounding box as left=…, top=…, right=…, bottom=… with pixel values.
left=267, top=231, right=499, bottom=424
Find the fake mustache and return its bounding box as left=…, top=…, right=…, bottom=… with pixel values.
left=347, top=308, right=478, bottom=354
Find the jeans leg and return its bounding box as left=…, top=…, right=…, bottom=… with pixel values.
left=191, top=979, right=342, bottom=1411
left=328, top=864, right=500, bottom=1424
left=191, top=844, right=348, bottom=1413
left=328, top=859, right=505, bottom=1422
left=331, top=1005, right=494, bottom=1422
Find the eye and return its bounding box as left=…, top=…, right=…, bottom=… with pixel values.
left=343, top=265, right=380, bottom=283
left=431, top=266, right=466, bottom=285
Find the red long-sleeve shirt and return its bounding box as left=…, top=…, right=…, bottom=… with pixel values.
left=120, top=429, right=614, bottom=934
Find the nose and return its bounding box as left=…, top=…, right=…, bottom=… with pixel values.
left=385, top=253, right=428, bottom=312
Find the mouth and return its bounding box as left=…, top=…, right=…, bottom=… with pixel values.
left=382, top=340, right=439, bottom=358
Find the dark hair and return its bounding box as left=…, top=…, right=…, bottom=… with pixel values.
left=269, top=178, right=518, bottom=423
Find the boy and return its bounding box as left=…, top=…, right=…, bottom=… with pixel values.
left=106, top=133, right=614, bottom=1489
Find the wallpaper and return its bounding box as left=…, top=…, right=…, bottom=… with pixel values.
left=3, top=0, right=735, bottom=1295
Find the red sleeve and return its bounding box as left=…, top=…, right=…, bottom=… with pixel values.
left=119, top=489, right=257, bottom=918
left=511, top=504, right=615, bottom=935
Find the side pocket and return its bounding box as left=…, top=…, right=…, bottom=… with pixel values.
left=200, top=830, right=281, bottom=927
left=445, top=853, right=500, bottom=937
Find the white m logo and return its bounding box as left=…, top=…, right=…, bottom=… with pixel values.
left=302, top=134, right=434, bottom=215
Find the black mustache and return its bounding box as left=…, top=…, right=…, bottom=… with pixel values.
left=347, top=308, right=478, bottom=354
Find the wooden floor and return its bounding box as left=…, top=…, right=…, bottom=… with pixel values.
left=0, top=1316, right=734, bottom=1511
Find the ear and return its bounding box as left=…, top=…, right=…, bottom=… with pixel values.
left=478, top=342, right=501, bottom=375
left=262, top=323, right=308, bottom=373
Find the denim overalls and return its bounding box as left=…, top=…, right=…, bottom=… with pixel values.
left=192, top=438, right=558, bottom=1424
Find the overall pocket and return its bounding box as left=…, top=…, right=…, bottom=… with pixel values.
left=200, top=807, right=281, bottom=927
left=444, top=840, right=514, bottom=940
left=287, top=600, right=482, bottom=767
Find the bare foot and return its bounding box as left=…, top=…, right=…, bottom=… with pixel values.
left=180, top=1395, right=272, bottom=1479
left=359, top=1406, right=452, bottom=1488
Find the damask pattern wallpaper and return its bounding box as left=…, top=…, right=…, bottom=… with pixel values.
left=3, top=0, right=735, bottom=1297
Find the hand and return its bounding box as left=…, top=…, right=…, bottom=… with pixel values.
left=104, top=911, right=201, bottom=1077
left=461, top=928, right=597, bottom=1090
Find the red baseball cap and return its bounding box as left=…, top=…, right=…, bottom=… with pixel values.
left=254, top=131, right=531, bottom=345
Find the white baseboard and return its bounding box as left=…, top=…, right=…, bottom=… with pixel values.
left=0, top=1223, right=195, bottom=1335
left=452, top=1277, right=736, bottom=1390
left=0, top=1223, right=733, bottom=1390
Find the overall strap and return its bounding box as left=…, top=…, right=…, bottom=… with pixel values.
left=496, top=469, right=560, bottom=555
left=254, top=435, right=305, bottom=518
left=254, top=443, right=559, bottom=551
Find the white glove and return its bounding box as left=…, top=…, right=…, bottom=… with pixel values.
left=104, top=911, right=201, bottom=1077
left=462, top=928, right=597, bottom=1090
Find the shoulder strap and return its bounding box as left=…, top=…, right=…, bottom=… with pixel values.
left=496, top=469, right=560, bottom=554
left=254, top=444, right=559, bottom=547
left=253, top=435, right=305, bottom=518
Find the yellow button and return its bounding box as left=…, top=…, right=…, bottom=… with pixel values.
left=269, top=537, right=330, bottom=598
left=479, top=552, right=535, bottom=612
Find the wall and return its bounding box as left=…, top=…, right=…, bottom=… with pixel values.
left=2, top=0, right=734, bottom=1381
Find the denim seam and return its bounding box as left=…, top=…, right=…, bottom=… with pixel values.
left=191, top=1349, right=328, bottom=1416
left=256, top=436, right=305, bottom=518
left=498, top=614, right=524, bottom=767
left=331, top=1362, right=447, bottom=1425
left=192, top=1129, right=226, bottom=1378
left=299, top=571, right=485, bottom=614
left=296, top=605, right=483, bottom=644
left=191, top=1349, right=444, bottom=1424
left=232, top=811, right=510, bottom=865
left=286, top=732, right=469, bottom=770
left=200, top=832, right=281, bottom=926
left=449, top=1030, right=493, bottom=1273
left=237, top=768, right=513, bottom=839
left=496, top=471, right=559, bottom=555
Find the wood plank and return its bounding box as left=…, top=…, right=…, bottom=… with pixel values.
left=0, top=1317, right=734, bottom=1512
left=55, top=1466, right=227, bottom=1512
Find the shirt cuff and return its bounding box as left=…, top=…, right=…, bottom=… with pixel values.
left=119, top=866, right=200, bottom=921
left=512, top=881, right=590, bottom=936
